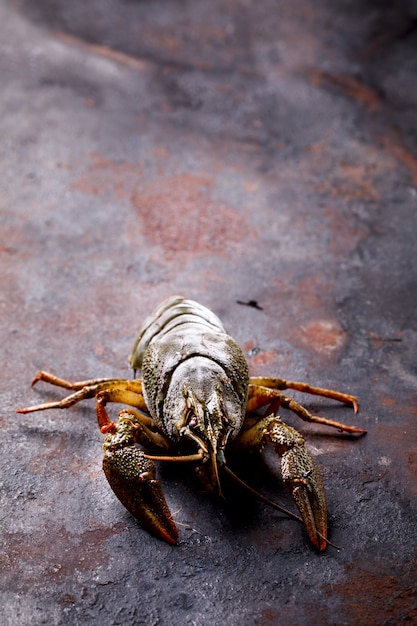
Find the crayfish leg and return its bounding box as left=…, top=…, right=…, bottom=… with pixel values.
left=249, top=376, right=359, bottom=413
left=247, top=381, right=366, bottom=435
left=17, top=371, right=147, bottom=414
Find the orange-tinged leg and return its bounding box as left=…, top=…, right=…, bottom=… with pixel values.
left=247, top=380, right=366, bottom=435
left=17, top=370, right=147, bottom=414
left=17, top=370, right=179, bottom=545
left=249, top=376, right=359, bottom=412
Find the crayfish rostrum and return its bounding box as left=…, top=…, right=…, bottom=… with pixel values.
left=18, top=296, right=366, bottom=551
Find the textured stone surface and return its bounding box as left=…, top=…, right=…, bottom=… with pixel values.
left=1, top=1, right=417, bottom=624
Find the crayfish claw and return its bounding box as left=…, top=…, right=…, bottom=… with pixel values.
left=289, top=468, right=327, bottom=552
left=102, top=446, right=178, bottom=545
left=266, top=419, right=328, bottom=551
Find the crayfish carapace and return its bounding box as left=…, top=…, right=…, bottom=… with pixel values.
left=18, top=296, right=366, bottom=551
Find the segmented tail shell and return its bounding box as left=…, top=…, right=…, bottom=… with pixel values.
left=129, top=296, right=226, bottom=371
left=129, top=297, right=249, bottom=437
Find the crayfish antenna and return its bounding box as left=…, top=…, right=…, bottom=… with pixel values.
left=223, top=465, right=340, bottom=550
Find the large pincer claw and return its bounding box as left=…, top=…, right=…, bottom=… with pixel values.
left=281, top=446, right=328, bottom=552
left=102, top=445, right=178, bottom=545
left=268, top=420, right=328, bottom=551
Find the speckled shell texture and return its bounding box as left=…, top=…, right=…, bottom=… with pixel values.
left=130, top=297, right=249, bottom=437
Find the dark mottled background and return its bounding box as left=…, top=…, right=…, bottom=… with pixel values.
left=1, top=1, right=416, bottom=624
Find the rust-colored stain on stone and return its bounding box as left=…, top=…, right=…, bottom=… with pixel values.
left=3, top=525, right=123, bottom=590
left=71, top=155, right=254, bottom=261
left=250, top=349, right=277, bottom=368
left=320, top=204, right=368, bottom=257
left=71, top=152, right=142, bottom=200
left=131, top=174, right=253, bottom=260
left=55, top=32, right=152, bottom=72
left=322, top=558, right=417, bottom=624
left=265, top=274, right=348, bottom=359
left=309, top=69, right=382, bottom=112
left=299, top=318, right=346, bottom=354
left=384, top=131, right=417, bottom=184
left=305, top=143, right=385, bottom=205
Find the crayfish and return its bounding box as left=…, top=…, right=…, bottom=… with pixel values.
left=18, top=296, right=366, bottom=551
